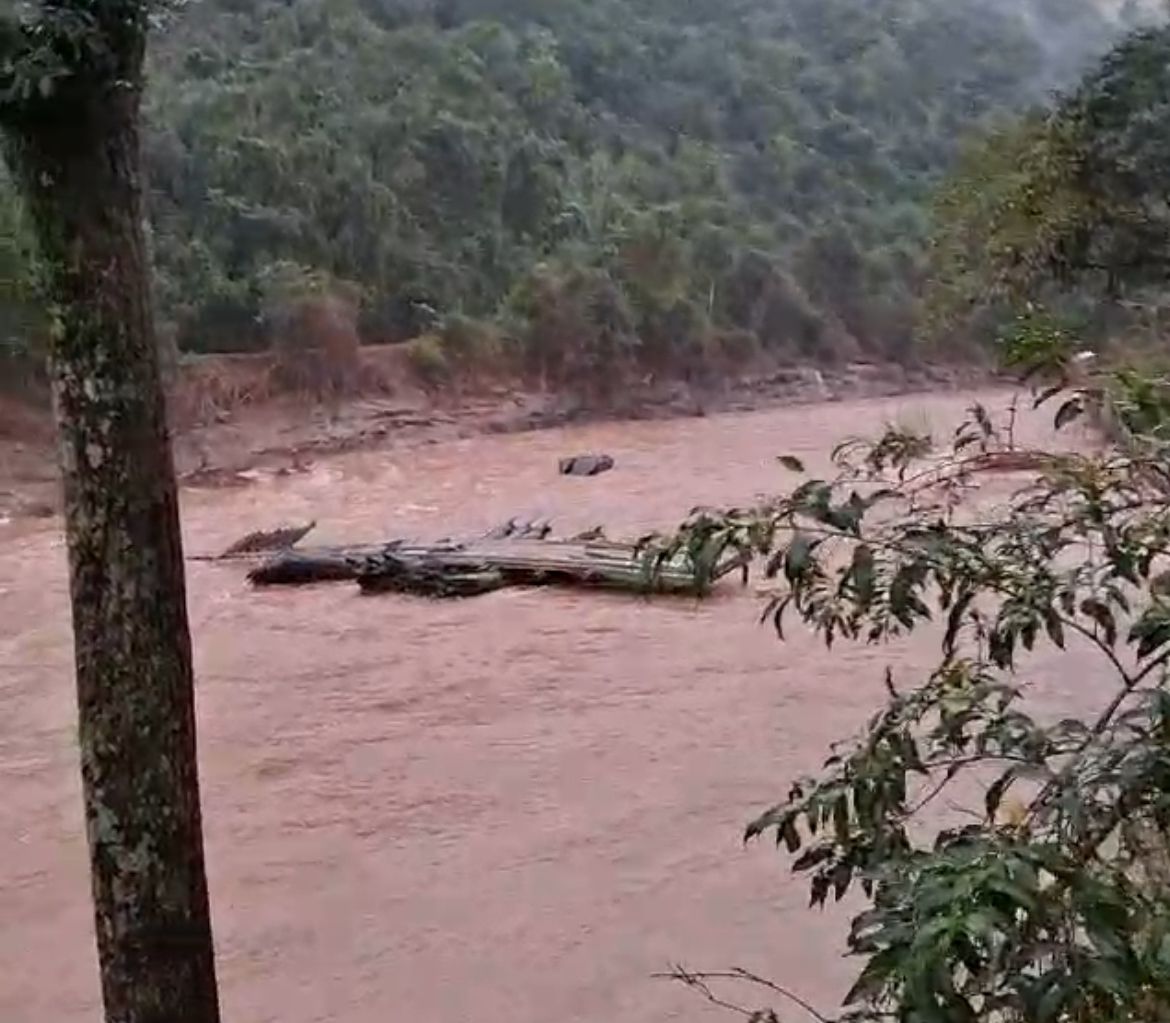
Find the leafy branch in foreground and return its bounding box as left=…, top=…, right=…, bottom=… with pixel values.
left=651, top=383, right=1170, bottom=1022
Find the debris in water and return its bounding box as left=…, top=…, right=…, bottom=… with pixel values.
left=481, top=518, right=552, bottom=540
left=209, top=517, right=744, bottom=599
left=558, top=454, right=614, bottom=477
left=220, top=520, right=317, bottom=557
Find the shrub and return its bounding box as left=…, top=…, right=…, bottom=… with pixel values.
left=402, top=334, right=451, bottom=389
left=438, top=314, right=510, bottom=374
left=509, top=264, right=640, bottom=399
left=260, top=263, right=364, bottom=395
left=705, top=327, right=762, bottom=370
left=653, top=344, right=1170, bottom=1022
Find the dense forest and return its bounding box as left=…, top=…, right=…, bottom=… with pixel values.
left=0, top=0, right=1153, bottom=385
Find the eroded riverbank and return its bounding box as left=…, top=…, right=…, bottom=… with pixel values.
left=0, top=359, right=992, bottom=520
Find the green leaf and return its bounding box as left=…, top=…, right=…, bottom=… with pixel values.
left=851, top=543, right=877, bottom=607
left=963, top=908, right=1001, bottom=944
left=844, top=948, right=899, bottom=1005
left=793, top=481, right=833, bottom=520
left=833, top=794, right=850, bottom=842
left=889, top=563, right=930, bottom=629
left=1054, top=397, right=1083, bottom=430
left=1033, top=384, right=1064, bottom=409
left=984, top=769, right=1016, bottom=820
left=1081, top=598, right=1118, bottom=648
left=1035, top=975, right=1068, bottom=1023
left=831, top=861, right=853, bottom=900
left=1042, top=607, right=1065, bottom=649
left=943, top=589, right=975, bottom=655
left=985, top=876, right=1040, bottom=914
left=745, top=806, right=782, bottom=843
left=792, top=844, right=834, bottom=870
left=784, top=532, right=813, bottom=583
left=989, top=626, right=1016, bottom=668
left=777, top=454, right=805, bottom=472
left=1129, top=605, right=1170, bottom=661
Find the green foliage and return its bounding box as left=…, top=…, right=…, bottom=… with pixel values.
left=1062, top=26, right=1170, bottom=292
left=927, top=24, right=1170, bottom=351
left=437, top=312, right=509, bottom=372
left=0, top=160, right=42, bottom=367
left=655, top=377, right=1170, bottom=1021
left=0, top=2, right=161, bottom=376
left=2, top=0, right=1132, bottom=372
left=402, top=333, right=450, bottom=388
left=508, top=262, right=639, bottom=396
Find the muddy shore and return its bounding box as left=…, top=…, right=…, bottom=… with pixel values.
left=0, top=359, right=993, bottom=522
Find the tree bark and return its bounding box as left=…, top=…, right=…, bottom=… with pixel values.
left=1, top=8, right=221, bottom=1023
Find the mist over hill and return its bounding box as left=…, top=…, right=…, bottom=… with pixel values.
left=0, top=0, right=1150, bottom=377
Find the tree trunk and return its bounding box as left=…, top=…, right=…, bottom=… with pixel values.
left=1, top=12, right=221, bottom=1023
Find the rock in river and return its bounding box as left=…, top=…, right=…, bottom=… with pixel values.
left=558, top=454, right=615, bottom=477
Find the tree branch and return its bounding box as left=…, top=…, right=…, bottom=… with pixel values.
left=905, top=753, right=1044, bottom=820
left=1027, top=653, right=1158, bottom=830
left=1059, top=613, right=1135, bottom=688
left=657, top=966, right=831, bottom=1023
left=657, top=968, right=759, bottom=1019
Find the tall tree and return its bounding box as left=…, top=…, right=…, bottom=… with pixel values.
left=926, top=25, right=1170, bottom=347
left=0, top=4, right=221, bottom=1022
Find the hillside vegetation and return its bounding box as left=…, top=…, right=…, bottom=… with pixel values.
left=0, top=0, right=1140, bottom=389
left=927, top=16, right=1170, bottom=361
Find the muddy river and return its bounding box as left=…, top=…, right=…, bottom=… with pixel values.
left=0, top=391, right=1096, bottom=1022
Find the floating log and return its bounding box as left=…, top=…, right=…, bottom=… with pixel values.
left=355, top=538, right=711, bottom=596
left=218, top=514, right=747, bottom=599
left=357, top=554, right=506, bottom=597
left=247, top=533, right=745, bottom=598
left=247, top=548, right=373, bottom=585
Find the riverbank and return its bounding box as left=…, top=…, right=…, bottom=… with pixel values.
left=0, top=355, right=994, bottom=522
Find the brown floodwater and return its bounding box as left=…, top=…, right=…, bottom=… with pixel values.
left=0, top=391, right=1104, bottom=1022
